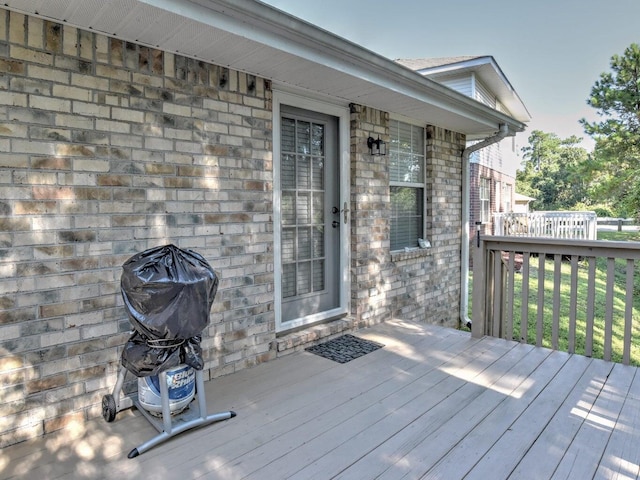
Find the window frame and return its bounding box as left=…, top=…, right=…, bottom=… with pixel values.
left=388, top=118, right=426, bottom=251
left=479, top=177, right=491, bottom=224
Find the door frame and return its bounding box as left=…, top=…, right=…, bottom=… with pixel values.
left=273, top=90, right=350, bottom=333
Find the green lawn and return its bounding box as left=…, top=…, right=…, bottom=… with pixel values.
left=469, top=229, right=640, bottom=365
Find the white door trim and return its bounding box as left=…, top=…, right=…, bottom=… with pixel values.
left=273, top=90, right=350, bottom=333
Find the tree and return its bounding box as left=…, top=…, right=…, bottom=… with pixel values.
left=517, top=130, right=589, bottom=211
left=580, top=43, right=640, bottom=217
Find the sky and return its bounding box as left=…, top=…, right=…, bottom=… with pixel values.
left=261, top=0, right=640, bottom=152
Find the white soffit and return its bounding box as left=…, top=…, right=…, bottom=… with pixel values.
left=4, top=0, right=525, bottom=136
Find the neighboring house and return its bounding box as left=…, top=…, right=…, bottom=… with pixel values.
left=396, top=56, right=531, bottom=238
left=0, top=0, right=525, bottom=446
left=514, top=192, right=536, bottom=213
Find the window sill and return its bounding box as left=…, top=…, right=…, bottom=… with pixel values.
left=391, top=247, right=433, bottom=262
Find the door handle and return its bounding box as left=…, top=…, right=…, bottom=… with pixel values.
left=332, top=220, right=340, bottom=228
left=342, top=202, right=349, bottom=224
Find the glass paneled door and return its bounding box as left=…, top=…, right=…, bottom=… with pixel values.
left=279, top=105, right=340, bottom=328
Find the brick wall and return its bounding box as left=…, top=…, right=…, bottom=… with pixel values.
left=349, top=104, right=393, bottom=327
left=0, top=9, right=274, bottom=447
left=349, top=106, right=465, bottom=328
left=423, top=125, right=465, bottom=324
left=0, top=8, right=469, bottom=448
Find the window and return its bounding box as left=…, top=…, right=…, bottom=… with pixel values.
left=480, top=177, right=490, bottom=224
left=389, top=119, right=425, bottom=251
left=504, top=183, right=513, bottom=212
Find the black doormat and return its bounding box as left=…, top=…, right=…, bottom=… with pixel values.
left=306, top=334, right=384, bottom=363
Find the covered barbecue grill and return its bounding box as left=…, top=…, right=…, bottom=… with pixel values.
left=102, top=245, right=235, bottom=458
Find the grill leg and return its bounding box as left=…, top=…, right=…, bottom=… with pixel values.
left=128, top=369, right=236, bottom=458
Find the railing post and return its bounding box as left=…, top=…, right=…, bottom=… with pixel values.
left=471, top=236, right=487, bottom=338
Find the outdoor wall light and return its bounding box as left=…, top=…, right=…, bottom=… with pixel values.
left=367, top=135, right=387, bottom=156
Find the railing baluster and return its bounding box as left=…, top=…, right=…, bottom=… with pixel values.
left=624, top=259, right=634, bottom=365
left=552, top=254, right=562, bottom=350
left=604, top=258, right=615, bottom=362
left=568, top=255, right=578, bottom=354
left=521, top=252, right=530, bottom=343
left=537, top=254, right=545, bottom=347
left=585, top=257, right=596, bottom=358
left=506, top=251, right=515, bottom=341
left=493, top=250, right=503, bottom=338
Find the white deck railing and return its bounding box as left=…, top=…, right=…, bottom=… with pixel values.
left=493, top=211, right=597, bottom=240
left=471, top=235, right=640, bottom=365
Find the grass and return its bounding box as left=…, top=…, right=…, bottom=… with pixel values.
left=470, top=229, right=640, bottom=366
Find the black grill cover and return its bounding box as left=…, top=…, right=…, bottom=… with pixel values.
left=120, top=245, right=218, bottom=376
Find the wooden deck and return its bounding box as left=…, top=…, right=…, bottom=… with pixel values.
left=3, top=319, right=640, bottom=479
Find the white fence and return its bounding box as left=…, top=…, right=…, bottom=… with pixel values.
left=493, top=211, right=597, bottom=240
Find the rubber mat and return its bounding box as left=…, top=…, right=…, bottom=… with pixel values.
left=305, top=334, right=384, bottom=363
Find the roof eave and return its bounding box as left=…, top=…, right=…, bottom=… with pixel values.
left=414, top=56, right=531, bottom=123
left=5, top=0, right=526, bottom=136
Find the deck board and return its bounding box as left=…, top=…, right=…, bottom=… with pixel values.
left=377, top=346, right=559, bottom=480
left=594, top=366, right=640, bottom=480
left=158, top=323, right=466, bottom=477
left=550, top=362, right=636, bottom=480
left=1, top=320, right=639, bottom=480
left=422, top=349, right=571, bottom=480
left=334, top=341, right=530, bottom=480
left=460, top=353, right=593, bottom=480
left=499, top=357, right=616, bottom=479
left=283, top=335, right=516, bottom=480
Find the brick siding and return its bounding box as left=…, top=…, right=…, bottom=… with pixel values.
left=0, top=8, right=468, bottom=447
left=349, top=107, right=465, bottom=328
left=0, top=9, right=274, bottom=447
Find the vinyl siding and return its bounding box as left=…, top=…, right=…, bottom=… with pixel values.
left=439, top=75, right=474, bottom=98
left=475, top=79, right=496, bottom=109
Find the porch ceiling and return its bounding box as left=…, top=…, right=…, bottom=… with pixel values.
left=5, top=0, right=526, bottom=138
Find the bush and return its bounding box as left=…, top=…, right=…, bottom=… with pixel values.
left=572, top=202, right=615, bottom=217
left=593, top=206, right=615, bottom=217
